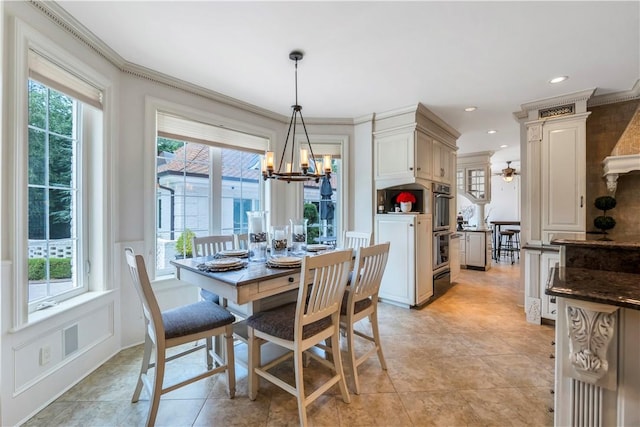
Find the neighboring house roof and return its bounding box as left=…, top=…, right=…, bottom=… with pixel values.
left=157, top=144, right=337, bottom=189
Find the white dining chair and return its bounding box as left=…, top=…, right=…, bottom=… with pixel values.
left=192, top=235, right=236, bottom=303
left=234, top=233, right=249, bottom=250
left=340, top=242, right=390, bottom=394
left=342, top=230, right=372, bottom=251
left=124, top=248, right=235, bottom=427
left=247, top=250, right=353, bottom=426
left=192, top=234, right=235, bottom=257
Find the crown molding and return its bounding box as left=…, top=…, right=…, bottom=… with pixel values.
left=588, top=79, right=640, bottom=107
left=518, top=88, right=596, bottom=116
left=29, top=0, right=354, bottom=126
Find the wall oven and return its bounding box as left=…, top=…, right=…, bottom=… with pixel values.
left=432, top=183, right=453, bottom=231
left=433, top=230, right=451, bottom=270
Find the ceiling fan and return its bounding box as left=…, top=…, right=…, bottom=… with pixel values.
left=494, top=161, right=519, bottom=182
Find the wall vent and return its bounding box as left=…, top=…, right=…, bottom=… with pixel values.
left=63, top=324, right=79, bottom=357
left=539, top=103, right=575, bottom=119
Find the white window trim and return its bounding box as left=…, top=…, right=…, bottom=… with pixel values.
left=294, top=134, right=349, bottom=239
left=144, top=96, right=277, bottom=281
left=8, top=17, right=113, bottom=328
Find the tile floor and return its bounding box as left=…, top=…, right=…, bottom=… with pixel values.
left=24, top=262, right=555, bottom=426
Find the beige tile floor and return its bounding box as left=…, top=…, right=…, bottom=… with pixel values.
left=24, top=262, right=555, bottom=426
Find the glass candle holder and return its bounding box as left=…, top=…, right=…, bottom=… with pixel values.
left=247, top=210, right=267, bottom=262
left=270, top=225, right=289, bottom=258
left=290, top=218, right=308, bottom=255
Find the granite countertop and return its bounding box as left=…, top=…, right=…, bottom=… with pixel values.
left=546, top=267, right=640, bottom=310
left=551, top=234, right=640, bottom=250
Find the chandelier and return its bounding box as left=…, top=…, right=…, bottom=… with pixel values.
left=502, top=161, right=517, bottom=182
left=262, top=51, right=331, bottom=183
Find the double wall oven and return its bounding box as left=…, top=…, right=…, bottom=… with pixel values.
left=432, top=183, right=453, bottom=298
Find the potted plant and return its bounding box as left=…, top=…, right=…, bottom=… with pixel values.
left=396, top=192, right=416, bottom=213
left=175, top=228, right=196, bottom=258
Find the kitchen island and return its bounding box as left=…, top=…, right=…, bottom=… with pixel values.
left=546, top=236, right=640, bottom=427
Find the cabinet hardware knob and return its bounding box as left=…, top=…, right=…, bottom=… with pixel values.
left=550, top=389, right=555, bottom=395
left=548, top=408, right=554, bottom=413
left=409, top=224, right=414, bottom=227
left=288, top=277, right=294, bottom=283
left=580, top=196, right=584, bottom=207
left=551, top=340, right=555, bottom=346
left=549, top=354, right=555, bottom=359
left=417, top=167, right=421, bottom=171
left=409, top=167, right=414, bottom=171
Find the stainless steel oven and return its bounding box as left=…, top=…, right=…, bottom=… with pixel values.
left=432, top=183, right=453, bottom=231
left=433, top=230, right=451, bottom=270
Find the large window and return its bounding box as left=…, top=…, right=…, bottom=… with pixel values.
left=155, top=125, right=265, bottom=277
left=27, top=79, right=84, bottom=307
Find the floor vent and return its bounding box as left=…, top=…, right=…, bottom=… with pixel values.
left=63, top=324, right=79, bottom=357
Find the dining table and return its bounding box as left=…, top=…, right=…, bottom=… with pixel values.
left=170, top=256, right=302, bottom=317
left=489, top=220, right=521, bottom=260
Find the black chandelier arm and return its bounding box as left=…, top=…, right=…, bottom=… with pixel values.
left=297, top=111, right=320, bottom=175
left=278, top=107, right=298, bottom=173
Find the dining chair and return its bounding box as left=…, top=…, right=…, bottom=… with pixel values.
left=342, top=230, right=372, bottom=251
left=124, top=248, right=235, bottom=427
left=192, top=235, right=236, bottom=303
left=340, top=242, right=390, bottom=394
left=234, top=233, right=249, bottom=250
left=247, top=250, right=353, bottom=426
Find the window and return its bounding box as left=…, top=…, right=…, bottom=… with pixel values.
left=27, top=80, right=84, bottom=307
left=154, top=114, right=267, bottom=277
left=299, top=137, right=346, bottom=245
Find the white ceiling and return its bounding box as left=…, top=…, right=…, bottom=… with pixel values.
left=56, top=1, right=639, bottom=172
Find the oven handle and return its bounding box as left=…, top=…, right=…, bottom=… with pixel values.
left=434, top=194, right=454, bottom=199
left=434, top=230, right=453, bottom=237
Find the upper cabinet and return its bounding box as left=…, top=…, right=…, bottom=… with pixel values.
left=374, top=104, right=459, bottom=189
left=374, top=130, right=432, bottom=187
left=432, top=140, right=453, bottom=184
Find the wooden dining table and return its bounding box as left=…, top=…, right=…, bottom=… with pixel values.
left=170, top=256, right=302, bottom=316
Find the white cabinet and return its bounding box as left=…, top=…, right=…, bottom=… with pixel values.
left=540, top=251, right=559, bottom=320
left=374, top=130, right=432, bottom=188
left=432, top=140, right=453, bottom=184
left=459, top=231, right=491, bottom=271
left=375, top=214, right=432, bottom=307
left=450, top=233, right=461, bottom=282
left=541, top=119, right=586, bottom=240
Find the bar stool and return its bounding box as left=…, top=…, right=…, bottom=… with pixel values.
left=498, top=230, right=515, bottom=264
left=505, top=228, right=520, bottom=260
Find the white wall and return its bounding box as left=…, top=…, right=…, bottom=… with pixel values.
left=457, top=175, right=521, bottom=228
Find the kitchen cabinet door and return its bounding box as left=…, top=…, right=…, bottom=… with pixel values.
left=376, top=215, right=416, bottom=306
left=540, top=251, right=559, bottom=320
left=415, top=131, right=432, bottom=181
left=450, top=233, right=462, bottom=281
left=415, top=214, right=433, bottom=304
left=540, top=118, right=586, bottom=239
left=374, top=132, right=414, bottom=183
left=465, top=232, right=485, bottom=267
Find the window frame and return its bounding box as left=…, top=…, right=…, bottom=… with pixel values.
left=9, top=18, right=112, bottom=327
left=145, top=97, right=276, bottom=281
left=294, top=134, right=349, bottom=240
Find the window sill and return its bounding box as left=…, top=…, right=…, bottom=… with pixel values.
left=11, top=290, right=115, bottom=333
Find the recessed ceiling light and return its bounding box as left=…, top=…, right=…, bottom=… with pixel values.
left=487, top=130, right=497, bottom=134
left=549, top=76, right=568, bottom=84
left=500, top=144, right=508, bottom=148
left=464, top=106, right=477, bottom=112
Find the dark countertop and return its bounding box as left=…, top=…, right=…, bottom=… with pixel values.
left=546, top=267, right=640, bottom=310
left=552, top=235, right=640, bottom=250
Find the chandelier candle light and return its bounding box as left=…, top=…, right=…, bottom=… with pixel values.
left=262, top=51, right=331, bottom=183
left=396, top=192, right=416, bottom=213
